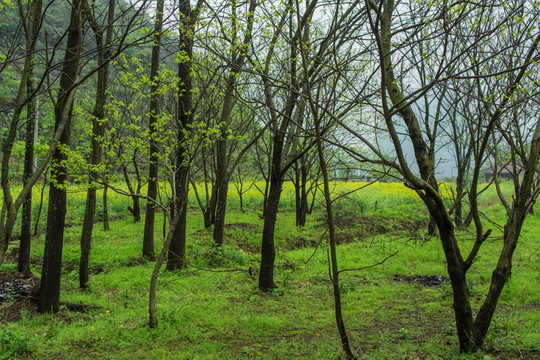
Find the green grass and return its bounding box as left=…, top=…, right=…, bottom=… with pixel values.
left=0, top=183, right=538, bottom=359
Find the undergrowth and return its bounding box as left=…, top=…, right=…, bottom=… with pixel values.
left=0, top=183, right=537, bottom=360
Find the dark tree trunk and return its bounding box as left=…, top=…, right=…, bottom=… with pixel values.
left=212, top=0, right=257, bottom=246
left=79, top=0, right=115, bottom=289
left=79, top=188, right=96, bottom=288
left=166, top=172, right=188, bottom=270
left=204, top=183, right=217, bottom=228
left=212, top=158, right=228, bottom=246
left=454, top=171, right=464, bottom=227
left=18, top=0, right=43, bottom=276
left=259, top=174, right=283, bottom=291
left=102, top=184, right=110, bottom=231
left=130, top=197, right=141, bottom=222
left=142, top=0, right=165, bottom=261
left=19, top=65, right=37, bottom=276
left=295, top=160, right=308, bottom=228
left=39, top=0, right=82, bottom=313
left=166, top=0, right=195, bottom=271
left=39, top=0, right=83, bottom=312
left=123, top=161, right=141, bottom=222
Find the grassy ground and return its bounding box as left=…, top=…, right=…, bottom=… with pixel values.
left=0, top=183, right=538, bottom=359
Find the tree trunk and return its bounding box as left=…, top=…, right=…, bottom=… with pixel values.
left=0, top=0, right=43, bottom=262
left=295, top=160, right=308, bottom=228
left=142, top=0, right=165, bottom=261
left=213, top=160, right=228, bottom=246
left=454, top=171, right=464, bottom=227
left=102, top=184, right=110, bottom=231
left=19, top=0, right=43, bottom=273
left=166, top=0, right=195, bottom=271
left=149, top=209, right=183, bottom=328
left=79, top=0, right=115, bottom=289
left=19, top=56, right=39, bottom=276
left=38, top=0, right=83, bottom=313
left=166, top=173, right=188, bottom=270
left=204, top=183, right=217, bottom=228
left=259, top=175, right=283, bottom=291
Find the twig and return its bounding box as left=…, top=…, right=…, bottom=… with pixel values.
left=338, top=251, right=398, bottom=274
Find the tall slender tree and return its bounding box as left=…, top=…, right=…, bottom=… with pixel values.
left=18, top=0, right=43, bottom=276
left=142, top=0, right=166, bottom=261
left=39, top=0, right=84, bottom=313
left=79, top=0, right=116, bottom=289
left=166, top=0, right=202, bottom=270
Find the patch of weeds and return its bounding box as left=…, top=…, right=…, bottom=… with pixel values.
left=440, top=280, right=453, bottom=299
left=444, top=321, right=456, bottom=336
left=339, top=276, right=366, bottom=294
left=0, top=324, right=33, bottom=357
left=398, top=327, right=413, bottom=340
left=207, top=245, right=248, bottom=267
left=483, top=316, right=507, bottom=351
left=270, top=287, right=285, bottom=297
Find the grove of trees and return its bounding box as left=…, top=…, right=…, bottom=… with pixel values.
left=0, top=0, right=538, bottom=357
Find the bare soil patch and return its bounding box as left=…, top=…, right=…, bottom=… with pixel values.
left=0, top=272, right=40, bottom=323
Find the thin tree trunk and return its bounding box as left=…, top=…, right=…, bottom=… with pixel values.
left=149, top=209, right=183, bottom=328
left=102, top=184, right=110, bottom=231
left=19, top=45, right=40, bottom=276
left=142, top=0, right=165, bottom=261
left=33, top=171, right=47, bottom=237
left=19, top=0, right=42, bottom=273
left=0, top=0, right=43, bottom=261
left=205, top=182, right=217, bottom=228
left=79, top=0, right=115, bottom=289
left=314, top=117, right=355, bottom=360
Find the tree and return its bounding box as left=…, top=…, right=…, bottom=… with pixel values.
left=18, top=0, right=43, bottom=276
left=166, top=0, right=202, bottom=270
left=363, top=0, right=540, bottom=351
left=39, top=0, right=84, bottom=313
left=142, top=0, right=167, bottom=261
left=255, top=0, right=363, bottom=291
left=211, top=0, right=258, bottom=247
left=79, top=0, right=116, bottom=289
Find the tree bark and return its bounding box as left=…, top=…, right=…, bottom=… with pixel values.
left=258, top=174, right=283, bottom=291
left=39, top=0, right=83, bottom=313
left=166, top=0, right=196, bottom=271
left=142, top=0, right=166, bottom=261
left=79, top=0, right=115, bottom=289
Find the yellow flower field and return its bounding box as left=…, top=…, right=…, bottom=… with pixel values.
left=1, top=179, right=494, bottom=224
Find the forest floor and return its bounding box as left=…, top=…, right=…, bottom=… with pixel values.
left=0, top=204, right=538, bottom=359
